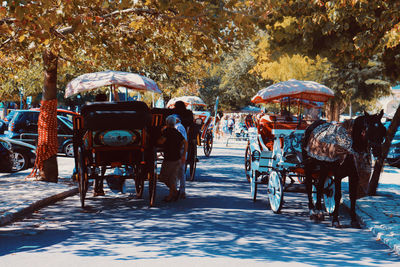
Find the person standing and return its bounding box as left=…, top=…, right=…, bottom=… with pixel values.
left=173, top=115, right=188, bottom=199
left=158, top=115, right=188, bottom=202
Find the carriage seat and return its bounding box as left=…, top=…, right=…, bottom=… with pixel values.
left=81, top=101, right=152, bottom=131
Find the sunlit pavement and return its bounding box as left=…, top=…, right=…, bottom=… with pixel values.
left=0, top=140, right=399, bottom=265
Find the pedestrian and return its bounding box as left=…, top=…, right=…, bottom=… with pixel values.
left=172, top=114, right=188, bottom=199
left=221, top=115, right=229, bottom=137
left=172, top=100, right=193, bottom=129
left=158, top=115, right=188, bottom=202
left=227, top=116, right=235, bottom=135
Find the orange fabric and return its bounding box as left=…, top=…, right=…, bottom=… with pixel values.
left=257, top=118, right=309, bottom=151
left=28, top=99, right=58, bottom=177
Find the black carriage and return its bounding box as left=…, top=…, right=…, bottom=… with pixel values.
left=73, top=101, right=158, bottom=207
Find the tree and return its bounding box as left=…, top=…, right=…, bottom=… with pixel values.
left=262, top=0, right=400, bottom=194
left=0, top=0, right=265, bottom=181
left=199, top=41, right=268, bottom=111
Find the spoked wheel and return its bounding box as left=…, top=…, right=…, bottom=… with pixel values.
left=267, top=170, right=284, bottom=213
left=134, top=166, right=145, bottom=199
left=311, top=181, right=318, bottom=207
left=77, top=146, right=89, bottom=208
left=188, top=142, right=197, bottom=181
left=250, top=170, right=258, bottom=202
left=244, top=143, right=251, bottom=183
left=149, top=151, right=157, bottom=207
left=323, top=176, right=335, bottom=214
left=203, top=131, right=213, bottom=157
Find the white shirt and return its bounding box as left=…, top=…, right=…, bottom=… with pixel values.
left=175, top=122, right=187, bottom=141
left=175, top=122, right=187, bottom=160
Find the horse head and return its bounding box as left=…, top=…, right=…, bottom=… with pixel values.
left=353, top=110, right=386, bottom=157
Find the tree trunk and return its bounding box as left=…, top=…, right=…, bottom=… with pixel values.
left=368, top=103, right=400, bottom=195
left=40, top=50, right=59, bottom=182
left=327, top=100, right=340, bottom=122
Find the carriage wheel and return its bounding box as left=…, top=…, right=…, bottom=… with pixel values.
left=323, top=176, right=335, bottom=214
left=311, top=182, right=318, bottom=207
left=77, top=146, right=89, bottom=208
left=267, top=170, right=284, bottom=213
left=134, top=167, right=145, bottom=198
left=250, top=170, right=258, bottom=202
left=149, top=151, right=157, bottom=207
left=188, top=143, right=197, bottom=181
left=203, top=132, right=213, bottom=157
left=244, top=143, right=251, bottom=183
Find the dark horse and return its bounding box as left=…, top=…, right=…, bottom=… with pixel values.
left=302, top=110, right=386, bottom=228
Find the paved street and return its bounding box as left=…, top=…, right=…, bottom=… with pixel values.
left=1, top=141, right=399, bottom=266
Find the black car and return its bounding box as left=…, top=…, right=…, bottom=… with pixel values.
left=0, top=138, right=12, bottom=172
left=5, top=110, right=74, bottom=157
left=384, top=122, right=400, bottom=167
left=0, top=136, right=35, bottom=172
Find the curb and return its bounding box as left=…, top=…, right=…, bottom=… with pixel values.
left=0, top=187, right=78, bottom=227
left=342, top=196, right=400, bottom=255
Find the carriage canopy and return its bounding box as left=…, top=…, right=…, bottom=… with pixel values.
left=166, top=96, right=206, bottom=108
left=64, top=70, right=161, bottom=98
left=251, top=79, right=334, bottom=104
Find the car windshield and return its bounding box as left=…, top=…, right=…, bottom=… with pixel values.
left=58, top=116, right=73, bottom=130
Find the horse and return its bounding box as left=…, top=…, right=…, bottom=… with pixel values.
left=302, top=110, right=386, bottom=228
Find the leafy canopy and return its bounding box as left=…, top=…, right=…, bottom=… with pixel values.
left=0, top=0, right=267, bottom=97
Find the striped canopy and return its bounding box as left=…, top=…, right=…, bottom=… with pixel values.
left=65, top=70, right=161, bottom=98
left=166, top=96, right=206, bottom=108
left=251, top=79, right=334, bottom=104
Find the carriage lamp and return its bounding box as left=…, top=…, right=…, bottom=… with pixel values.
left=252, top=150, right=261, bottom=161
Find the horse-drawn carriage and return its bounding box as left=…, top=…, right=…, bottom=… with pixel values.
left=245, top=80, right=387, bottom=229
left=245, top=81, right=335, bottom=212
left=65, top=71, right=170, bottom=207
left=167, top=96, right=214, bottom=158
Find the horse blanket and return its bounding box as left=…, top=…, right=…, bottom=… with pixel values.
left=305, top=121, right=372, bottom=198
left=305, top=122, right=353, bottom=163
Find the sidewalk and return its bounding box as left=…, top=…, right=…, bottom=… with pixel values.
left=0, top=150, right=400, bottom=255
left=342, top=165, right=400, bottom=255
left=0, top=157, right=78, bottom=226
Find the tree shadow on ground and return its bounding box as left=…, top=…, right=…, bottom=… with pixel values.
left=1, top=145, right=399, bottom=265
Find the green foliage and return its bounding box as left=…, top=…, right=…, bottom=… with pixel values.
left=0, top=0, right=265, bottom=100
left=200, top=42, right=269, bottom=111
left=252, top=52, right=330, bottom=83
left=264, top=1, right=400, bottom=78
left=255, top=2, right=399, bottom=114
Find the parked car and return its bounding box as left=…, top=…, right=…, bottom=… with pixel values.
left=0, top=138, right=12, bottom=172
left=30, top=108, right=78, bottom=121
left=384, top=122, right=400, bottom=167
left=5, top=110, right=75, bottom=157
left=0, top=137, right=35, bottom=172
